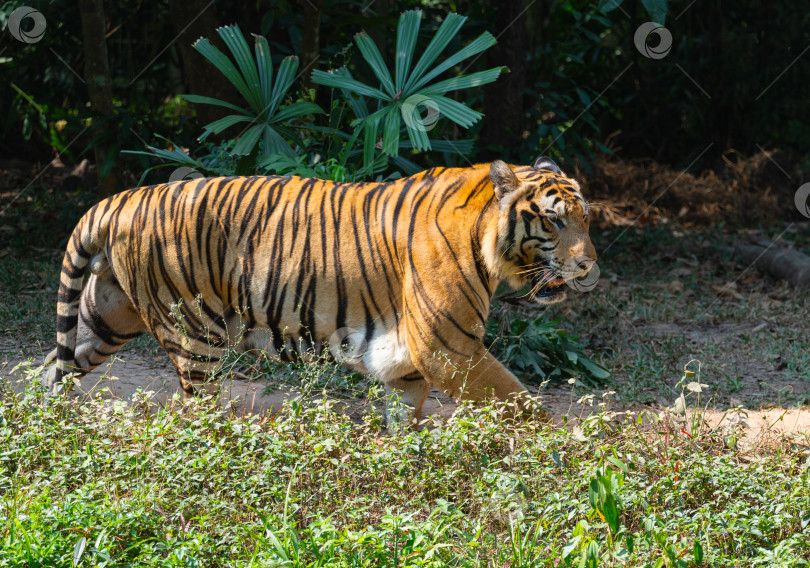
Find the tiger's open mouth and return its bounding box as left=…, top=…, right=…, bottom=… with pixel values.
left=531, top=267, right=567, bottom=304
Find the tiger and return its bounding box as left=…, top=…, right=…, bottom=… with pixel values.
left=46, top=156, right=596, bottom=424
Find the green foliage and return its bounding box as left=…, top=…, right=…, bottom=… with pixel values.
left=5, top=0, right=810, bottom=184
left=641, top=0, right=668, bottom=24
left=187, top=25, right=324, bottom=173
left=486, top=315, right=610, bottom=386
left=137, top=11, right=500, bottom=182
left=2, top=365, right=809, bottom=566
left=311, top=9, right=503, bottom=175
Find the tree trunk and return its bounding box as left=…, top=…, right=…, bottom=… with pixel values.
left=479, top=0, right=529, bottom=162
left=167, top=0, right=237, bottom=129
left=299, top=0, right=324, bottom=91
left=78, top=0, right=119, bottom=195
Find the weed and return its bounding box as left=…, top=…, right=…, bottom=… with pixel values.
left=1, top=361, right=809, bottom=566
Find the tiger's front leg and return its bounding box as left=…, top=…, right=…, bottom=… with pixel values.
left=403, top=314, right=542, bottom=420
left=382, top=372, right=432, bottom=430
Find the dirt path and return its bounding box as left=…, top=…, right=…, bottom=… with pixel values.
left=1, top=349, right=589, bottom=419
left=2, top=350, right=808, bottom=448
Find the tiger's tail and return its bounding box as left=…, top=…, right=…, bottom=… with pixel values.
left=46, top=209, right=106, bottom=393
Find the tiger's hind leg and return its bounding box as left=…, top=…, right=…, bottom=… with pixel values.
left=163, top=348, right=224, bottom=400
left=46, top=271, right=147, bottom=391
left=150, top=310, right=267, bottom=403
left=149, top=318, right=231, bottom=401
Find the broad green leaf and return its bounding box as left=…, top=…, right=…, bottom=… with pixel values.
left=399, top=93, right=441, bottom=135
left=404, top=116, right=430, bottom=152
left=693, top=541, right=704, bottom=565
left=586, top=540, right=600, bottom=564
left=579, top=357, right=611, bottom=379
left=311, top=70, right=391, bottom=101
left=409, top=31, right=497, bottom=93
left=602, top=494, right=621, bottom=534
left=332, top=68, right=370, bottom=118
left=261, top=124, right=294, bottom=158
left=124, top=145, right=203, bottom=169
left=354, top=32, right=396, bottom=96
left=419, top=67, right=503, bottom=95
left=218, top=25, right=263, bottom=112
left=272, top=101, right=324, bottom=123
left=232, top=123, right=264, bottom=156
left=73, top=536, right=86, bottom=568
left=192, top=38, right=254, bottom=110
left=254, top=34, right=274, bottom=107
left=268, top=56, right=299, bottom=118
left=562, top=536, right=582, bottom=560
left=395, top=10, right=421, bottom=91
left=202, top=114, right=254, bottom=135
left=180, top=94, right=251, bottom=115
left=382, top=107, right=400, bottom=156
left=363, top=114, right=380, bottom=175
left=427, top=96, right=482, bottom=128
left=404, top=13, right=467, bottom=93
left=589, top=479, right=599, bottom=509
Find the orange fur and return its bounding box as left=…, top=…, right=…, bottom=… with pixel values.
left=48, top=160, right=596, bottom=422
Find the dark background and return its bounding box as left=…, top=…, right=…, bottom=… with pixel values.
left=1, top=0, right=808, bottom=218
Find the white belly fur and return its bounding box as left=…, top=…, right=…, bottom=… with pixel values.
left=361, top=327, right=416, bottom=384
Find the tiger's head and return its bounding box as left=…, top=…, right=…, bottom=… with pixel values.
left=482, top=156, right=597, bottom=305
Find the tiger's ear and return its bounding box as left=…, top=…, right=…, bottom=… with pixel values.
left=490, top=160, right=521, bottom=200
left=533, top=155, right=562, bottom=174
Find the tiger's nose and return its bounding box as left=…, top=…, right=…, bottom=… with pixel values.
left=570, top=240, right=597, bottom=263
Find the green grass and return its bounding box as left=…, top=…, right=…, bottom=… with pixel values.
left=3, top=212, right=810, bottom=566
left=541, top=222, right=810, bottom=407
left=1, top=365, right=809, bottom=567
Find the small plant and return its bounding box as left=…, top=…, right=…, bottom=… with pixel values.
left=131, top=11, right=501, bottom=182
left=311, top=9, right=503, bottom=175
left=186, top=25, right=324, bottom=173
left=486, top=315, right=610, bottom=386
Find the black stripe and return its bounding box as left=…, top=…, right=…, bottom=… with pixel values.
left=57, top=314, right=79, bottom=333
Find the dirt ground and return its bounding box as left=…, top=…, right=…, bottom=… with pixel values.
left=4, top=348, right=809, bottom=451
left=0, top=348, right=578, bottom=420
left=1, top=153, right=809, bottom=450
